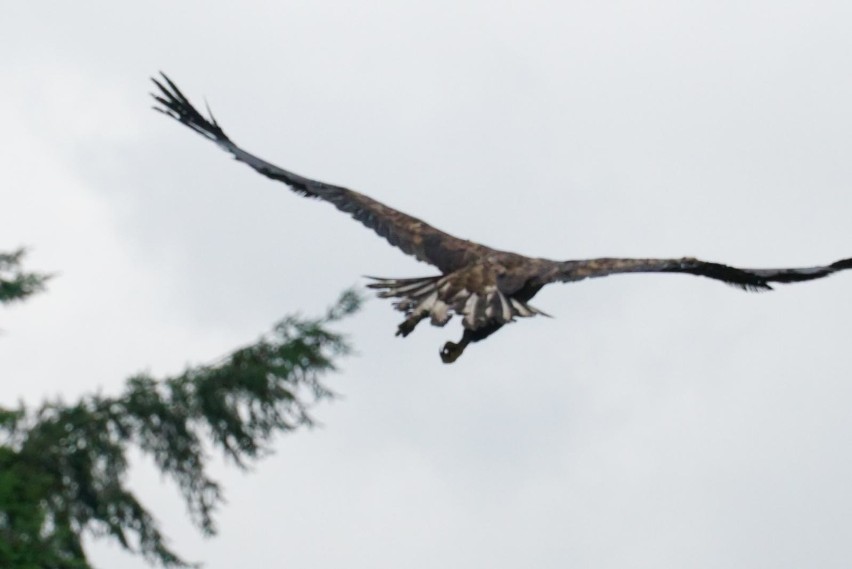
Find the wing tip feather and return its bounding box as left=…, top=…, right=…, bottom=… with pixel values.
left=151, top=72, right=230, bottom=143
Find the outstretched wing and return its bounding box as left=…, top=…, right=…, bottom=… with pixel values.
left=551, top=256, right=852, bottom=291
left=151, top=73, right=492, bottom=274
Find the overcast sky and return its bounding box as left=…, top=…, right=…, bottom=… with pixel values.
left=3, top=2, right=852, bottom=567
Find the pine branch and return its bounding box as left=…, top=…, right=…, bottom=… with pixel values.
left=0, top=289, right=362, bottom=568
left=0, top=248, right=51, bottom=305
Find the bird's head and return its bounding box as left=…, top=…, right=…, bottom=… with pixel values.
left=440, top=340, right=466, bottom=364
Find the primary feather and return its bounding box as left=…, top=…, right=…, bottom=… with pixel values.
left=152, top=73, right=852, bottom=363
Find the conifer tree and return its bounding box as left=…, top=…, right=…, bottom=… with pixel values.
left=0, top=249, right=361, bottom=567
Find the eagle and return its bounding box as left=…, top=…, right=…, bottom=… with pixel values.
left=152, top=74, right=852, bottom=363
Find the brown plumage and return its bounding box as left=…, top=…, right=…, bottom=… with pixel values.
left=152, top=74, right=852, bottom=363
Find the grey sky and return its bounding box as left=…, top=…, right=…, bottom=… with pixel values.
left=3, top=2, right=852, bottom=567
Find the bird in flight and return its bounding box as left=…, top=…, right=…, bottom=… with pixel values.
left=152, top=73, right=851, bottom=363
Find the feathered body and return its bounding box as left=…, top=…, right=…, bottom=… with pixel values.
left=152, top=74, right=852, bottom=362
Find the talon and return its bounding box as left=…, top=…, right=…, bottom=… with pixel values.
left=397, top=315, right=422, bottom=337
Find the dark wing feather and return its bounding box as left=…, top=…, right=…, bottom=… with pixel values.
left=550, top=257, right=852, bottom=291
left=151, top=73, right=492, bottom=274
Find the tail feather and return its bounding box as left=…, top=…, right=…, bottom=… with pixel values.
left=366, top=274, right=549, bottom=337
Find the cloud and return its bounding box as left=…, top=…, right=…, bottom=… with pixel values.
left=3, top=2, right=852, bottom=568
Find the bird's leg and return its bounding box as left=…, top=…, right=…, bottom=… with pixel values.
left=396, top=312, right=427, bottom=337
left=440, top=334, right=471, bottom=364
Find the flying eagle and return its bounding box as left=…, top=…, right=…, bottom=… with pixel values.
left=152, top=74, right=852, bottom=363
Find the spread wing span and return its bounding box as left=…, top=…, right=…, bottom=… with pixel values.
left=151, top=73, right=492, bottom=274
left=152, top=72, right=852, bottom=363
